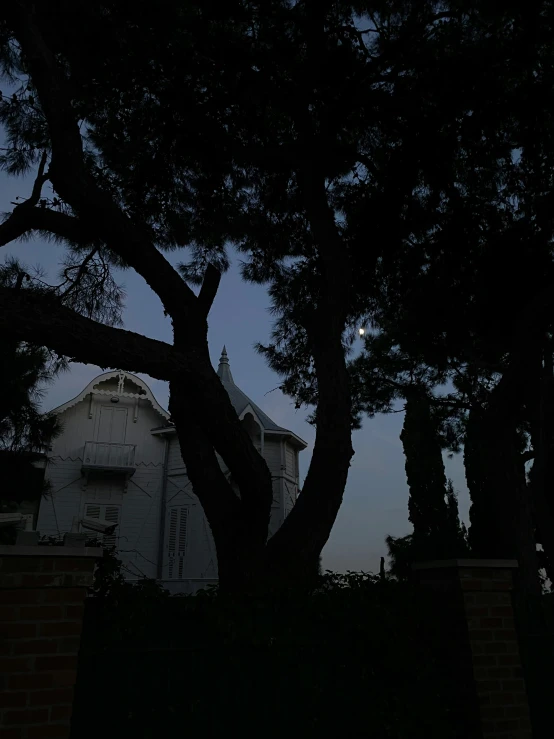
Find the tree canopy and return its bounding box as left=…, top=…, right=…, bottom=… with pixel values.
left=2, top=1, right=554, bottom=593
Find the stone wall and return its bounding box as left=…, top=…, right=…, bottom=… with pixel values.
left=413, top=559, right=533, bottom=739
left=0, top=541, right=100, bottom=739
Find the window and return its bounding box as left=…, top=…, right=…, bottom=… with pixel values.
left=168, top=507, right=189, bottom=579
left=285, top=445, right=295, bottom=477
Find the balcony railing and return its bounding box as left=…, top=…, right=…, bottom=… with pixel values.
left=82, top=441, right=137, bottom=474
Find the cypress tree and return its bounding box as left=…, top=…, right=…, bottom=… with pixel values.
left=396, top=390, right=468, bottom=572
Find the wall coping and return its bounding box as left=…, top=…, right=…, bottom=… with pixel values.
left=412, top=559, right=519, bottom=570
left=0, top=545, right=102, bottom=558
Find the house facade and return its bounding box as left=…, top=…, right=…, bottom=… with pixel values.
left=36, top=348, right=307, bottom=594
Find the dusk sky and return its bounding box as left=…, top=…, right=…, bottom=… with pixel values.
left=1, top=168, right=471, bottom=573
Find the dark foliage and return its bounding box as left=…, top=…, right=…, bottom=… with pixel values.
left=74, top=564, right=458, bottom=739
left=401, top=393, right=466, bottom=556
left=2, top=1, right=554, bottom=592
left=0, top=260, right=63, bottom=508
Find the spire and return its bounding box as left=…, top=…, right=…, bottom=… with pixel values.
left=217, top=345, right=234, bottom=384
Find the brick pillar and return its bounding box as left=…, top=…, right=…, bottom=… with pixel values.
left=0, top=543, right=101, bottom=739
left=413, top=559, right=533, bottom=739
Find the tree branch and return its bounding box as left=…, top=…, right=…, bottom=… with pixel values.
left=6, top=3, right=201, bottom=333
left=0, top=150, right=51, bottom=246
left=0, top=282, right=273, bottom=515
left=0, top=285, right=185, bottom=381
left=376, top=377, right=473, bottom=411
left=430, top=396, right=473, bottom=412
left=30, top=150, right=49, bottom=201
left=0, top=205, right=100, bottom=248
left=59, top=246, right=99, bottom=298
left=430, top=12, right=457, bottom=23
left=197, top=263, right=222, bottom=317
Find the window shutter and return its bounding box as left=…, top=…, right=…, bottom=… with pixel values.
left=168, top=507, right=189, bottom=579
left=168, top=508, right=178, bottom=579
left=285, top=445, right=295, bottom=477
left=85, top=504, right=101, bottom=520
left=178, top=508, right=188, bottom=578
left=104, top=505, right=120, bottom=548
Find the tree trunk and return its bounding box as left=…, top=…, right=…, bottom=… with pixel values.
left=263, top=312, right=354, bottom=587
left=261, top=153, right=355, bottom=587
left=526, top=342, right=554, bottom=585
left=167, top=353, right=274, bottom=594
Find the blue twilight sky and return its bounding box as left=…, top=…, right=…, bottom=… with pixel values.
left=0, top=168, right=471, bottom=573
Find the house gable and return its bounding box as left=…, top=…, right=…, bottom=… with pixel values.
left=50, top=370, right=170, bottom=423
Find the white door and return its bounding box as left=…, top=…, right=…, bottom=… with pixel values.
left=93, top=406, right=129, bottom=467
left=96, top=406, right=127, bottom=443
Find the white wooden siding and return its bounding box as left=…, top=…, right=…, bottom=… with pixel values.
left=38, top=371, right=304, bottom=594
left=167, top=436, right=186, bottom=473
left=85, top=480, right=124, bottom=505
left=117, top=464, right=164, bottom=579
left=284, top=479, right=298, bottom=508
left=49, top=395, right=166, bottom=467
left=37, top=458, right=82, bottom=538
left=165, top=473, right=194, bottom=506
left=263, top=438, right=282, bottom=475
left=39, top=389, right=166, bottom=580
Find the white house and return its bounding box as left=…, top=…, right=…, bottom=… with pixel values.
left=36, top=348, right=307, bottom=594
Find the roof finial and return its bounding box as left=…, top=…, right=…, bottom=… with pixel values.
left=217, top=345, right=234, bottom=383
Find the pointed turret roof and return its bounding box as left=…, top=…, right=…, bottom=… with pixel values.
left=152, top=348, right=307, bottom=448
left=217, top=345, right=234, bottom=384
left=216, top=346, right=305, bottom=444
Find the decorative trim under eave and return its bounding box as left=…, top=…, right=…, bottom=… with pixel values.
left=50, top=370, right=170, bottom=421
left=150, top=425, right=176, bottom=435
left=150, top=422, right=308, bottom=450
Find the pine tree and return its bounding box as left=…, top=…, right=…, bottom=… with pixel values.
left=0, top=313, right=63, bottom=541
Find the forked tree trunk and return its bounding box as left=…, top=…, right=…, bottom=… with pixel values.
left=168, top=367, right=273, bottom=594
left=168, top=321, right=353, bottom=594
left=263, top=312, right=354, bottom=588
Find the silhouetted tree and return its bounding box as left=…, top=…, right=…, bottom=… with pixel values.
left=401, top=391, right=468, bottom=561
left=1, top=1, right=550, bottom=594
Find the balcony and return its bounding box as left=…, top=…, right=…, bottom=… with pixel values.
left=82, top=441, right=137, bottom=476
